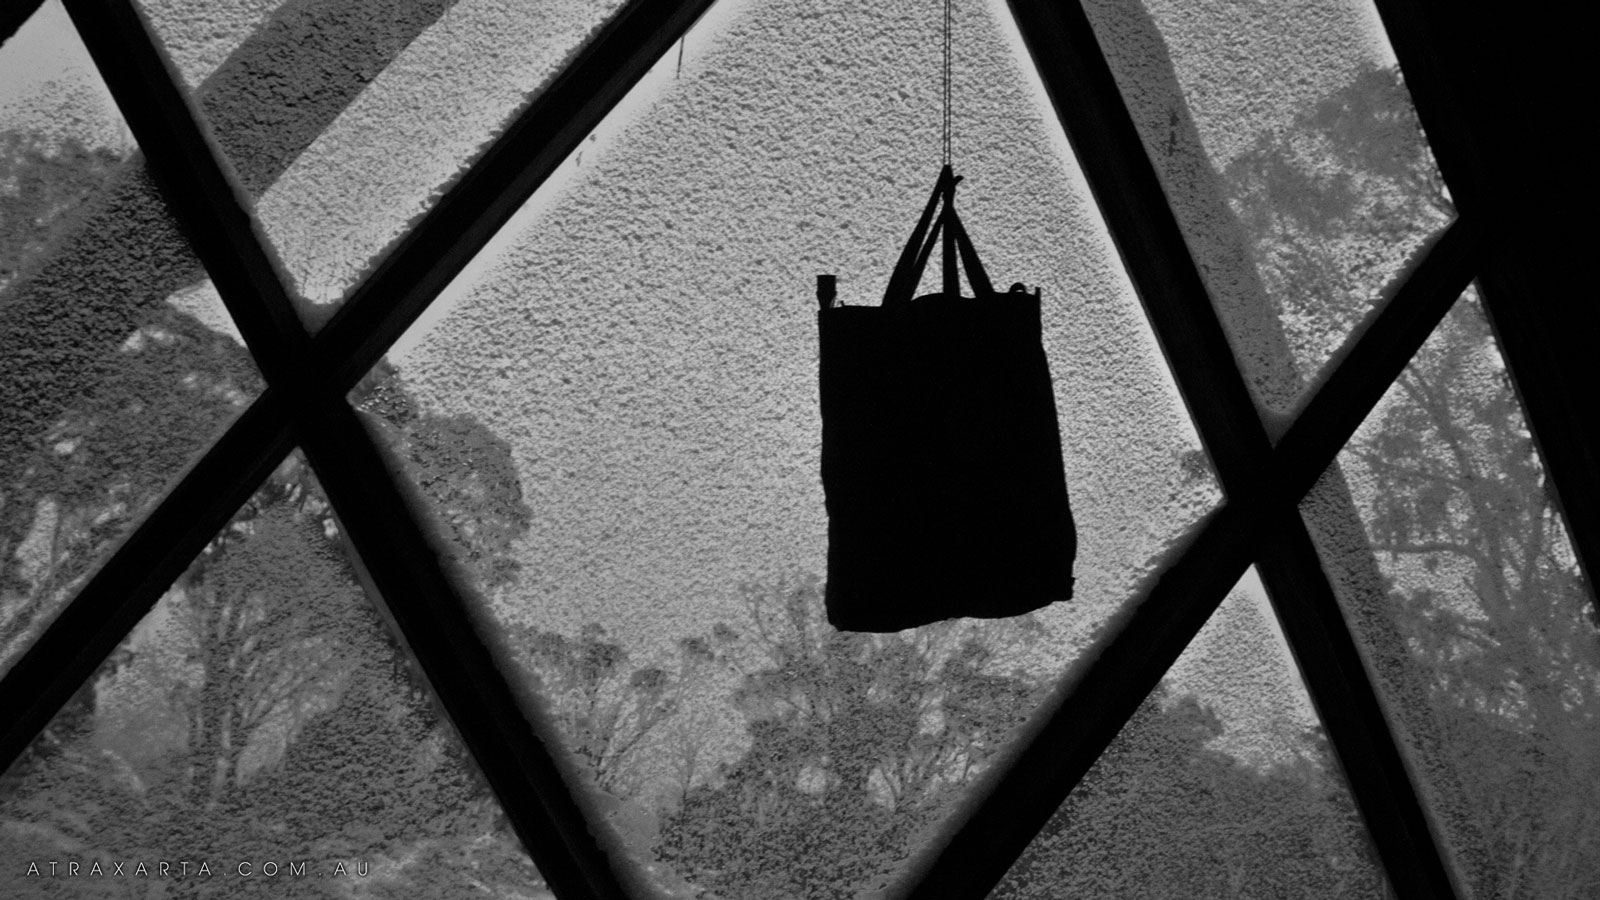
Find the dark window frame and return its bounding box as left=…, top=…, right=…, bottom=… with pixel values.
left=0, top=1, right=1589, bottom=898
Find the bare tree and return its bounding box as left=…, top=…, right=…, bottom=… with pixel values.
left=656, top=578, right=1050, bottom=900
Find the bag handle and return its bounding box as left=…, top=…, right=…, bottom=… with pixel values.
left=881, top=165, right=995, bottom=306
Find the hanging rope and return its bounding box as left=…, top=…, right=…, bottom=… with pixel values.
left=942, top=0, right=953, bottom=166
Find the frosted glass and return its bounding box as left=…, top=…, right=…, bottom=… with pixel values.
left=129, top=0, right=457, bottom=212
left=0, top=452, right=549, bottom=898
left=1302, top=288, right=1600, bottom=899
left=992, top=570, right=1389, bottom=899
left=133, top=0, right=289, bottom=89
left=1081, top=0, right=1454, bottom=427
left=138, top=0, right=630, bottom=329
left=355, top=0, right=1219, bottom=895
left=0, top=1, right=262, bottom=677
left=1, top=0, right=133, bottom=290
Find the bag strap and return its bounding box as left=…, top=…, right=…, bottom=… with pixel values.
left=882, top=165, right=996, bottom=306
left=946, top=203, right=995, bottom=297
left=882, top=167, right=954, bottom=306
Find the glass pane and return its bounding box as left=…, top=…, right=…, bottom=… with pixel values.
left=1301, top=287, right=1600, bottom=899
left=1, top=3, right=264, bottom=676
left=992, top=569, right=1389, bottom=899
left=1081, top=0, right=1455, bottom=426
left=0, top=452, right=549, bottom=898
left=1, top=0, right=133, bottom=290
left=133, top=0, right=287, bottom=89
left=131, top=0, right=457, bottom=207
left=140, top=0, right=630, bottom=329
left=355, top=1, right=1220, bottom=896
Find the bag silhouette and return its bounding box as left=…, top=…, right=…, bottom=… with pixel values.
left=818, top=166, right=1076, bottom=632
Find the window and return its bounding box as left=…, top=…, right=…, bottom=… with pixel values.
left=1, top=0, right=1590, bottom=898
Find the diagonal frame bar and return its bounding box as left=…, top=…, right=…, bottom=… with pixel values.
left=0, top=4, right=1565, bottom=900
left=31, top=1, right=662, bottom=897
left=296, top=395, right=642, bottom=900
left=314, top=0, right=720, bottom=393
left=0, top=1, right=714, bottom=898
left=0, top=0, right=718, bottom=762
left=0, top=0, right=461, bottom=480
left=0, top=394, right=295, bottom=769
left=888, top=223, right=1476, bottom=900
left=1367, top=0, right=1600, bottom=612
left=57, top=0, right=307, bottom=380
left=1018, top=4, right=1460, bottom=897
left=0, top=0, right=319, bottom=776
left=894, top=2, right=1470, bottom=897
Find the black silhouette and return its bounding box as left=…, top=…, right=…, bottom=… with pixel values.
left=818, top=166, right=1076, bottom=632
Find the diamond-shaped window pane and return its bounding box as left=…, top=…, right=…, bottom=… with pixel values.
left=1301, top=286, right=1600, bottom=899
left=1081, top=0, right=1455, bottom=429
left=133, top=0, right=630, bottom=330
left=991, top=569, right=1391, bottom=899
left=1, top=1, right=263, bottom=677
left=351, top=0, right=1221, bottom=895
left=0, top=452, right=550, bottom=897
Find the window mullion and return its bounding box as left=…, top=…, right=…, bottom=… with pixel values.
left=893, top=3, right=1462, bottom=899
left=3, top=2, right=723, bottom=895
left=313, top=0, right=720, bottom=396
left=889, top=212, right=1469, bottom=895
left=30, top=3, right=640, bottom=898
left=294, top=393, right=638, bottom=900
left=0, top=394, right=293, bottom=774
left=1271, top=224, right=1477, bottom=496
left=1367, top=0, right=1600, bottom=609
left=893, top=505, right=1260, bottom=899
left=61, top=0, right=309, bottom=385
left=2, top=0, right=324, bottom=778
left=1252, top=519, right=1455, bottom=892
left=1008, top=0, right=1457, bottom=893
left=7, top=0, right=1538, bottom=897
left=1253, top=227, right=1478, bottom=892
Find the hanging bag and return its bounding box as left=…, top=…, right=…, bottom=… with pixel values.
left=817, top=166, right=1077, bottom=632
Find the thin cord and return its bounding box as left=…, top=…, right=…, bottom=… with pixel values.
left=942, top=0, right=952, bottom=166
